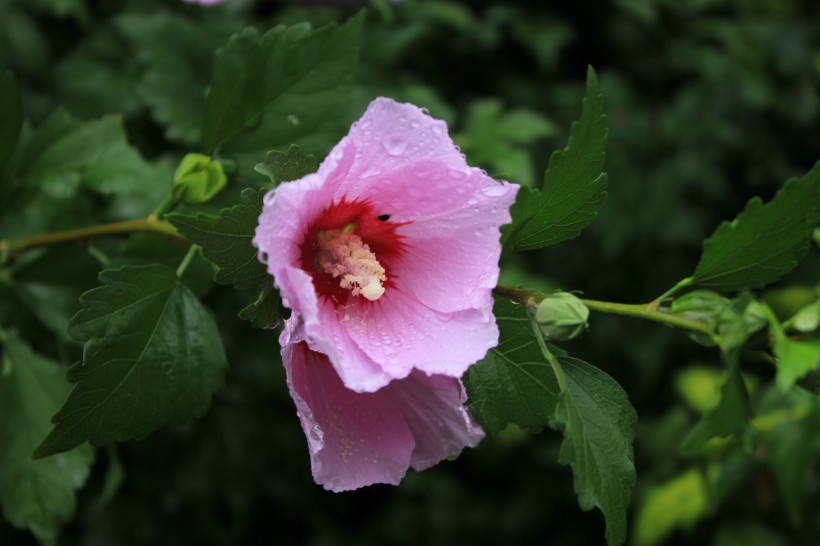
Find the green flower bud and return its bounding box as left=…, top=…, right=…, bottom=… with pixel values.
left=173, top=153, right=227, bottom=204
left=531, top=292, right=590, bottom=341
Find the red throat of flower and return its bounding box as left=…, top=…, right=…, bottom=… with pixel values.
left=299, top=198, right=405, bottom=306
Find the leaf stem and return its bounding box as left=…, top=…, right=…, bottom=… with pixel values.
left=530, top=318, right=568, bottom=390
left=176, top=244, right=199, bottom=278
left=650, top=277, right=694, bottom=307
left=579, top=298, right=712, bottom=336
left=493, top=284, right=713, bottom=336
left=0, top=217, right=184, bottom=265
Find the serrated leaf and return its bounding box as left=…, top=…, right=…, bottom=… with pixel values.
left=167, top=189, right=281, bottom=329
left=691, top=161, right=820, bottom=291
left=553, top=357, right=636, bottom=546
left=0, top=66, right=23, bottom=169
left=255, top=145, right=317, bottom=184
left=0, top=336, right=94, bottom=542
left=463, top=298, right=560, bottom=435
left=238, top=285, right=281, bottom=329
left=168, top=188, right=267, bottom=289
left=34, top=264, right=228, bottom=457
left=202, top=13, right=364, bottom=162
left=502, top=66, right=608, bottom=251
left=681, top=364, right=750, bottom=451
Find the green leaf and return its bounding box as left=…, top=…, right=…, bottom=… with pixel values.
left=10, top=110, right=169, bottom=220
left=238, top=285, right=281, bottom=330
left=455, top=98, right=556, bottom=186
left=774, top=338, right=820, bottom=390
left=553, top=357, right=636, bottom=546
left=764, top=419, right=815, bottom=525
left=681, top=364, right=751, bottom=451
left=690, top=161, right=820, bottom=291
left=463, top=298, right=560, bottom=435
left=501, top=66, right=608, bottom=252
left=116, top=13, right=239, bottom=145
left=33, top=264, right=228, bottom=458
left=202, top=13, right=364, bottom=163
left=633, top=468, right=709, bottom=546
left=168, top=188, right=267, bottom=289
left=0, top=66, right=23, bottom=169
left=167, top=189, right=281, bottom=328
left=0, top=335, right=94, bottom=542
left=254, top=145, right=317, bottom=185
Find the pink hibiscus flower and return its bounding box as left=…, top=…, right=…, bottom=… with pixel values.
left=254, top=97, right=518, bottom=489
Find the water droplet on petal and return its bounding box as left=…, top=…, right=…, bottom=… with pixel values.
left=431, top=123, right=443, bottom=135
left=480, top=184, right=510, bottom=197
left=382, top=138, right=408, bottom=156
left=410, top=120, right=421, bottom=129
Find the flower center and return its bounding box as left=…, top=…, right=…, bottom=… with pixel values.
left=317, top=227, right=386, bottom=301
left=299, top=198, right=406, bottom=306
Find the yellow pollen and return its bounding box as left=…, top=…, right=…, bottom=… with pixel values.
left=317, top=229, right=386, bottom=301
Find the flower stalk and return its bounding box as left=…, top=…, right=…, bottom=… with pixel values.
left=493, top=284, right=713, bottom=337
left=0, top=217, right=184, bottom=266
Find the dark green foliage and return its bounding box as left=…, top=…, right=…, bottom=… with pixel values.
left=1, top=1, right=819, bottom=545
left=690, top=162, right=820, bottom=291
left=464, top=298, right=560, bottom=434
left=168, top=188, right=281, bottom=329
left=553, top=357, right=636, bottom=546
left=0, top=336, right=94, bottom=542
left=34, top=265, right=228, bottom=457
left=502, top=67, right=608, bottom=252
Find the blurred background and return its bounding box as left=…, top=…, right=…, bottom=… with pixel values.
left=1, top=0, right=819, bottom=544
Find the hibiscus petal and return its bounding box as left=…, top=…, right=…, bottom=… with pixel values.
left=345, top=286, right=499, bottom=379
left=278, top=265, right=395, bottom=393
left=384, top=371, right=484, bottom=471
left=283, top=342, right=415, bottom=492
left=331, top=98, right=468, bottom=200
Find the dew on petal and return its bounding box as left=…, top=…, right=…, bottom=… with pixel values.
left=382, top=138, right=408, bottom=156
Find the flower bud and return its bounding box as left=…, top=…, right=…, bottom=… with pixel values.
left=531, top=292, right=589, bottom=341
left=173, top=153, right=227, bottom=204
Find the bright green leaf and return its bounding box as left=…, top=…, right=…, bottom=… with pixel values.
left=633, top=468, right=709, bottom=546
left=553, top=357, right=636, bottom=546
left=774, top=338, right=820, bottom=390
left=168, top=189, right=281, bottom=328
left=202, top=13, right=364, bottom=167
left=502, top=66, right=608, bottom=251
left=0, top=335, right=94, bottom=542
left=0, top=66, right=23, bottom=169
left=463, top=298, right=560, bottom=435
left=675, top=365, right=723, bottom=414
left=690, top=161, right=820, bottom=291
left=682, top=364, right=751, bottom=451
left=34, top=264, right=228, bottom=457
